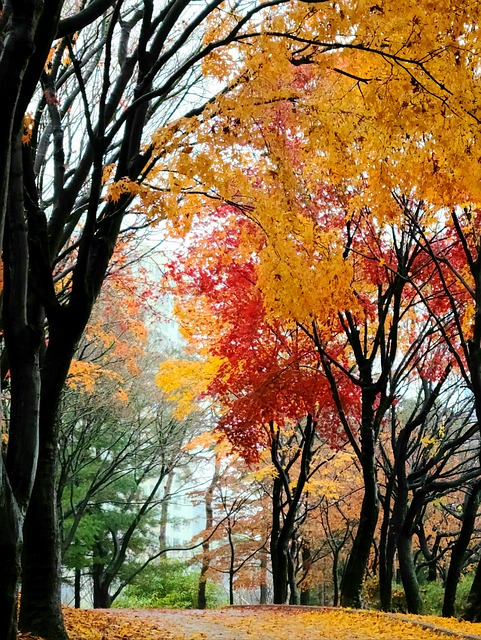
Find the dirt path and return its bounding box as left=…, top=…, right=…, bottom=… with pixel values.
left=60, top=606, right=481, bottom=640
left=110, top=608, right=256, bottom=639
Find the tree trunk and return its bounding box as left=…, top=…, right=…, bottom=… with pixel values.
left=394, top=459, right=423, bottom=615
left=340, top=474, right=378, bottom=607
left=19, top=439, right=67, bottom=637
left=198, top=459, right=219, bottom=609
left=0, top=468, right=22, bottom=640
left=74, top=568, right=81, bottom=609
left=19, top=326, right=77, bottom=639
left=332, top=549, right=340, bottom=607
left=159, top=473, right=174, bottom=551
left=229, top=568, right=234, bottom=606
left=379, top=478, right=396, bottom=611
left=92, top=563, right=112, bottom=609
left=270, top=457, right=289, bottom=604
left=270, top=417, right=316, bottom=605
left=398, top=527, right=422, bottom=614
left=300, top=588, right=310, bottom=605
left=288, top=543, right=300, bottom=605
left=0, top=2, right=65, bottom=634
left=300, top=545, right=311, bottom=605
left=443, top=481, right=481, bottom=617
left=340, top=411, right=379, bottom=608
left=2, top=133, right=43, bottom=640
left=228, top=526, right=235, bottom=605
left=463, top=317, right=481, bottom=621
left=271, top=536, right=289, bottom=604
left=259, top=551, right=268, bottom=604
left=463, top=556, right=481, bottom=621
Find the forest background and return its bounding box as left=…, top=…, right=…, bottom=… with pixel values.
left=4, top=0, right=481, bottom=639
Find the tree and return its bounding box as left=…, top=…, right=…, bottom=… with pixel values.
left=404, top=208, right=481, bottom=620
left=4, top=0, right=481, bottom=636
left=59, top=382, right=197, bottom=608
left=56, top=263, right=204, bottom=608
left=0, top=0, right=314, bottom=637
left=197, top=454, right=220, bottom=609
left=157, top=187, right=457, bottom=608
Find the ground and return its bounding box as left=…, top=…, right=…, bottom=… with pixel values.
left=33, top=606, right=481, bottom=640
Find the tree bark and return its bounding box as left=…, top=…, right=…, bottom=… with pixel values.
left=19, top=323, right=77, bottom=639
left=0, top=466, right=22, bottom=640
left=398, top=526, right=422, bottom=613
left=92, top=563, right=112, bottom=609
left=340, top=384, right=379, bottom=608
left=159, top=473, right=174, bottom=551
left=339, top=458, right=378, bottom=607
left=462, top=310, right=481, bottom=620
left=270, top=417, right=316, bottom=604
left=443, top=482, right=481, bottom=617
left=198, top=459, right=219, bottom=609
left=19, top=429, right=68, bottom=636
left=259, top=551, right=268, bottom=604
left=271, top=534, right=289, bottom=604
left=463, top=556, right=481, bottom=621
left=379, top=477, right=396, bottom=611
left=288, top=540, right=300, bottom=605
left=332, top=548, right=340, bottom=607
left=1, top=132, right=43, bottom=640
left=74, top=568, right=81, bottom=609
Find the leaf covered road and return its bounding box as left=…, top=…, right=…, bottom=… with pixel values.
left=50, top=606, right=481, bottom=640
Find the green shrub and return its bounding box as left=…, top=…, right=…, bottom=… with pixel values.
left=363, top=574, right=475, bottom=616
left=421, top=575, right=474, bottom=617
left=116, top=559, right=227, bottom=609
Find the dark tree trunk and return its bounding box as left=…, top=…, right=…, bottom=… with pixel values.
left=74, top=568, right=81, bottom=609
left=398, top=527, right=422, bottom=613
left=379, top=487, right=395, bottom=611
left=0, top=469, right=22, bottom=640
left=197, top=565, right=208, bottom=609
left=463, top=556, right=481, bottom=621
left=19, top=326, right=77, bottom=639
left=0, top=4, right=65, bottom=637
left=443, top=482, right=481, bottom=617
left=228, top=526, right=235, bottom=605
left=259, top=551, right=268, bottom=604
left=288, top=542, right=299, bottom=605
left=2, top=133, right=43, bottom=640
left=397, top=485, right=423, bottom=615
left=270, top=438, right=288, bottom=605
left=198, top=460, right=219, bottom=609
left=377, top=374, right=446, bottom=614
left=340, top=386, right=379, bottom=608
left=18, top=128, right=122, bottom=637
left=332, top=548, right=340, bottom=607
left=271, top=536, right=289, bottom=604
left=92, top=563, right=112, bottom=609
left=229, top=569, right=234, bottom=606
left=428, top=563, right=437, bottom=582
left=379, top=525, right=396, bottom=610
left=19, top=436, right=67, bottom=636
left=270, top=417, right=316, bottom=605
left=340, top=464, right=378, bottom=607
left=462, top=314, right=481, bottom=620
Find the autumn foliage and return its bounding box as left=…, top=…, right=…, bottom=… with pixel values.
left=6, top=0, right=481, bottom=636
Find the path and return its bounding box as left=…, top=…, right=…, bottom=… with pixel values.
left=59, top=605, right=481, bottom=640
